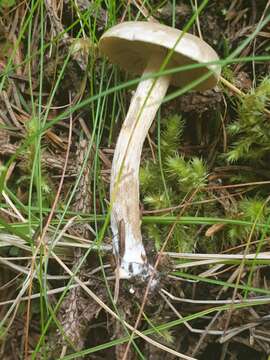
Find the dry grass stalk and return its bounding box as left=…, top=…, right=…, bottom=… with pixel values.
left=58, top=138, right=94, bottom=355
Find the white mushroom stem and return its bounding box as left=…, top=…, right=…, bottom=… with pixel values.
left=111, top=55, right=171, bottom=279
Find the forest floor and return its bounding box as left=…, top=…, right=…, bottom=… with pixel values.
left=0, top=1, right=270, bottom=359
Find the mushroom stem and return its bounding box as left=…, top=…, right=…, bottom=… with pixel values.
left=111, top=55, right=170, bottom=279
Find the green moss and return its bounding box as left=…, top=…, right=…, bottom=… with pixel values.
left=140, top=114, right=208, bottom=252
left=161, top=114, right=185, bottom=156
left=227, top=76, right=270, bottom=162
left=166, top=155, right=207, bottom=193
left=226, top=197, right=269, bottom=245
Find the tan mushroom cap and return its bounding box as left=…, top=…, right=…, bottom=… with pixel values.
left=99, top=21, right=220, bottom=91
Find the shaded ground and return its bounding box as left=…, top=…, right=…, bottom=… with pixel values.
left=0, top=1, right=270, bottom=359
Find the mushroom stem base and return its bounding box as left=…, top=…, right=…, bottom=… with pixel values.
left=111, top=55, right=170, bottom=279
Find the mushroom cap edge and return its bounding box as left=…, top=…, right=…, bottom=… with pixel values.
left=99, top=21, right=221, bottom=91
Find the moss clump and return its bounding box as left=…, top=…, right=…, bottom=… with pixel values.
left=227, top=76, right=270, bottom=163
left=140, top=114, right=207, bottom=252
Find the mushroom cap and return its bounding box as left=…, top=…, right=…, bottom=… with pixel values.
left=99, top=21, right=220, bottom=91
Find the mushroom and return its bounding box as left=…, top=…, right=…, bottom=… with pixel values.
left=99, top=21, right=220, bottom=280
